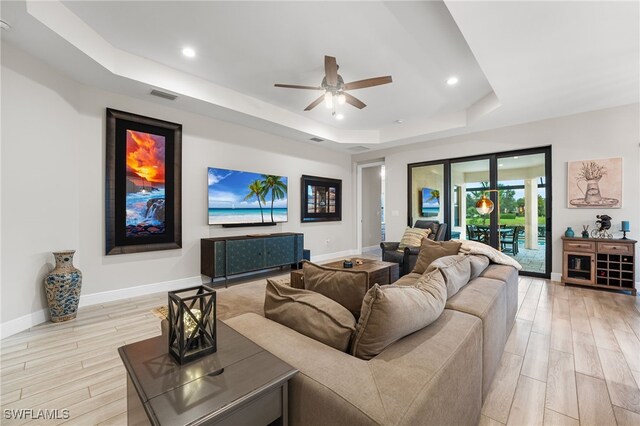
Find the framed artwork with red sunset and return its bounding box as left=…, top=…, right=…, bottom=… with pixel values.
left=106, top=109, right=182, bottom=255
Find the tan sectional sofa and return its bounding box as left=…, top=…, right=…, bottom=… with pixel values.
left=225, top=256, right=518, bottom=426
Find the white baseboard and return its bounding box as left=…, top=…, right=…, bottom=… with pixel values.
left=361, top=245, right=381, bottom=252
left=78, top=275, right=202, bottom=307
left=550, top=272, right=562, bottom=282
left=0, top=308, right=49, bottom=340
left=1, top=275, right=203, bottom=339
left=311, top=249, right=361, bottom=263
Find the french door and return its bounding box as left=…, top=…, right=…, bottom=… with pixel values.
left=408, top=147, right=552, bottom=278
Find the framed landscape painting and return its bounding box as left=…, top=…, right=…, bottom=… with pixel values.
left=105, top=109, right=182, bottom=255
left=301, top=175, right=342, bottom=222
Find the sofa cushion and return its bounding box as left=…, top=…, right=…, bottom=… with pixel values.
left=303, top=261, right=369, bottom=318
left=370, top=309, right=483, bottom=426
left=445, top=277, right=507, bottom=397
left=264, top=278, right=356, bottom=352
left=412, top=238, right=462, bottom=274
left=393, top=272, right=422, bottom=287
left=426, top=254, right=471, bottom=299
left=480, top=264, right=519, bottom=331
left=351, top=270, right=447, bottom=360
left=225, top=310, right=483, bottom=426
left=468, top=255, right=490, bottom=280
left=397, top=227, right=431, bottom=252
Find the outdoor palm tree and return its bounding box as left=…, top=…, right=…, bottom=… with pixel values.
left=244, top=180, right=266, bottom=222
left=261, top=175, right=287, bottom=222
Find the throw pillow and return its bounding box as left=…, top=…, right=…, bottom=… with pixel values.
left=302, top=261, right=369, bottom=318
left=264, top=279, right=356, bottom=352
left=426, top=255, right=471, bottom=299
left=412, top=238, right=462, bottom=274
left=350, top=269, right=447, bottom=360
left=468, top=255, right=490, bottom=280
left=397, top=227, right=431, bottom=252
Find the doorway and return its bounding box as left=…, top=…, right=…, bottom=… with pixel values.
left=357, top=162, right=385, bottom=254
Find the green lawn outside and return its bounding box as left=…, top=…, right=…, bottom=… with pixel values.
left=468, top=216, right=546, bottom=226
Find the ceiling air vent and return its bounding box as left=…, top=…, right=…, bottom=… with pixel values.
left=309, top=137, right=324, bottom=143
left=347, top=146, right=370, bottom=153
left=150, top=89, right=177, bottom=101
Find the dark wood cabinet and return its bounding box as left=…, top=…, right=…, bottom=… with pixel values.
left=562, top=237, right=636, bottom=295
left=201, top=233, right=304, bottom=282
left=118, top=321, right=297, bottom=426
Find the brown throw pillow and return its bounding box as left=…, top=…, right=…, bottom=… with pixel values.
left=302, top=261, right=369, bottom=318
left=264, top=279, right=356, bottom=352
left=412, top=238, right=462, bottom=274
left=426, top=255, right=471, bottom=299
left=397, top=227, right=431, bottom=252
left=350, top=269, right=447, bottom=360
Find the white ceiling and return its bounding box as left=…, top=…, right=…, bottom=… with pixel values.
left=1, top=1, right=638, bottom=152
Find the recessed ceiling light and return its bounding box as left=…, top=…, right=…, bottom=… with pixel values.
left=335, top=113, right=344, bottom=120
left=181, top=47, right=196, bottom=58
left=395, top=119, right=404, bottom=124
left=446, top=76, right=459, bottom=86
left=0, top=19, right=11, bottom=31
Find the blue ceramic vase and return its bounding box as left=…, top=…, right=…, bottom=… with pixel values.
left=564, top=227, right=575, bottom=238
left=44, top=250, right=82, bottom=322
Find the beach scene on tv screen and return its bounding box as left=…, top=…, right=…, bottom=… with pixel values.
left=208, top=167, right=288, bottom=224
left=421, top=187, right=440, bottom=218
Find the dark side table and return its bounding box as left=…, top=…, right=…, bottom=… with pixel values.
left=118, top=320, right=297, bottom=426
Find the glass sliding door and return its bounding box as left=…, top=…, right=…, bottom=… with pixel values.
left=450, top=158, right=493, bottom=244
left=408, top=146, right=551, bottom=278
left=497, top=152, right=549, bottom=274
left=409, top=163, right=445, bottom=226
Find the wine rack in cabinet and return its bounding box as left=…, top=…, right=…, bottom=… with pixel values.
left=562, top=237, right=636, bottom=295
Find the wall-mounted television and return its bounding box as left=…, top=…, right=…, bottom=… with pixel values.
left=420, top=187, right=440, bottom=218
left=208, top=167, right=288, bottom=226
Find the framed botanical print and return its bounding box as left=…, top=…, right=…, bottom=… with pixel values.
left=301, top=175, right=342, bottom=222
left=567, top=157, right=622, bottom=208
left=105, top=109, right=182, bottom=255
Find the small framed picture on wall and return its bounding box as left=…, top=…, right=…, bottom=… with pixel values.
left=301, top=175, right=342, bottom=223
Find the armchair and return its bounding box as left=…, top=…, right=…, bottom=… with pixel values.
left=380, top=221, right=448, bottom=276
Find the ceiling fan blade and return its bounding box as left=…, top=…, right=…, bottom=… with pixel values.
left=304, top=94, right=325, bottom=111
left=274, top=84, right=323, bottom=90
left=344, top=93, right=366, bottom=109
left=343, top=76, right=392, bottom=91
left=325, top=56, right=338, bottom=87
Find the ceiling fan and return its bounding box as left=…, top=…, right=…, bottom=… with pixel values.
left=274, top=55, right=392, bottom=115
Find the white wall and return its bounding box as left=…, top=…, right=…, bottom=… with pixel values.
left=1, top=44, right=356, bottom=330
left=354, top=104, right=640, bottom=278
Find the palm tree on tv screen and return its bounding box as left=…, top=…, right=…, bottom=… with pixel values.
left=261, top=175, right=287, bottom=222
left=244, top=180, right=266, bottom=222
left=426, top=189, right=440, bottom=204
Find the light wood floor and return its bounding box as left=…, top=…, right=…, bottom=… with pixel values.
left=1, top=275, right=640, bottom=425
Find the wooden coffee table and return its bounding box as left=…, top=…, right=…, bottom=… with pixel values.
left=290, top=259, right=399, bottom=289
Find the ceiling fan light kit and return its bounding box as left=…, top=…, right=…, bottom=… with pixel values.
left=324, top=92, right=333, bottom=109
left=275, top=55, right=392, bottom=115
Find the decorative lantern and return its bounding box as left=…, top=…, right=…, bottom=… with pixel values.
left=168, top=285, right=217, bottom=364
